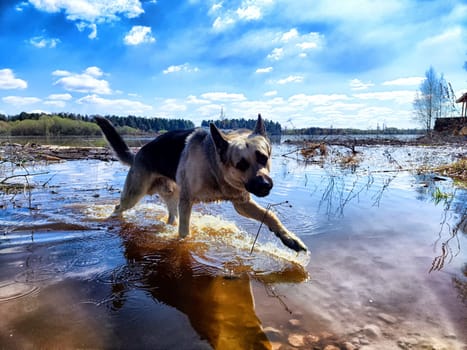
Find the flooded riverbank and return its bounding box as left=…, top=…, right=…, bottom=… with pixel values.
left=0, top=142, right=466, bottom=349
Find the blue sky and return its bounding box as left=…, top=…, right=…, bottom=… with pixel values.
left=0, top=0, right=466, bottom=129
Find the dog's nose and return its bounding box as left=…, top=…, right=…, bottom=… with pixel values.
left=245, top=176, right=273, bottom=197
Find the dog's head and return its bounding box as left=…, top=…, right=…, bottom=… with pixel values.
left=210, top=114, right=273, bottom=197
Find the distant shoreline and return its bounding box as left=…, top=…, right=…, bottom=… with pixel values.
left=1, top=132, right=465, bottom=163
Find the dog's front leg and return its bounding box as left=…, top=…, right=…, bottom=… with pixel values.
left=233, top=199, right=307, bottom=252
left=178, top=188, right=192, bottom=238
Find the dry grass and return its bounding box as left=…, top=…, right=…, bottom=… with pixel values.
left=435, top=157, right=467, bottom=184
left=299, top=142, right=327, bottom=159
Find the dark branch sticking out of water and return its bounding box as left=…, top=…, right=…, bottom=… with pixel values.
left=263, top=283, right=293, bottom=314
left=430, top=194, right=466, bottom=273
left=249, top=201, right=292, bottom=255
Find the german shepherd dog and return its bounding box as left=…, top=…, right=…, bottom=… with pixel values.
left=95, top=115, right=307, bottom=252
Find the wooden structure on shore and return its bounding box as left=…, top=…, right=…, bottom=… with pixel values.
left=456, top=92, right=467, bottom=119
left=434, top=92, right=467, bottom=135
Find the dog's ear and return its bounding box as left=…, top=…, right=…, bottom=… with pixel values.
left=210, top=123, right=229, bottom=163
left=252, top=113, right=267, bottom=136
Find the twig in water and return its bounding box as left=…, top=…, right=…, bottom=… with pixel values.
left=249, top=200, right=291, bottom=255
left=430, top=195, right=464, bottom=272
left=42, top=174, right=56, bottom=187
left=0, top=171, right=49, bottom=184
left=263, top=283, right=293, bottom=314
left=20, top=164, right=33, bottom=209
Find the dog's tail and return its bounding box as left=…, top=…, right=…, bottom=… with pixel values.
left=95, top=117, right=134, bottom=166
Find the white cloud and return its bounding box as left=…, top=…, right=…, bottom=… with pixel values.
left=354, top=90, right=416, bottom=104
left=48, top=93, right=72, bottom=100
left=200, top=92, right=247, bottom=102
left=269, top=29, right=323, bottom=61
left=236, top=5, right=262, bottom=20
left=264, top=90, right=277, bottom=97
left=349, top=78, right=374, bottom=91
left=52, top=69, right=71, bottom=76
left=0, top=69, right=28, bottom=89
left=194, top=103, right=223, bottom=118
left=2, top=96, right=41, bottom=105
left=186, top=95, right=209, bottom=104
left=84, top=66, right=103, bottom=77
left=155, top=98, right=187, bottom=113
left=288, top=93, right=350, bottom=107
left=76, top=22, right=98, bottom=39
left=77, top=94, right=152, bottom=114
left=275, top=75, right=304, bottom=84
left=29, top=109, right=50, bottom=114
left=418, top=27, right=462, bottom=48
left=53, top=67, right=111, bottom=94
left=294, top=32, right=323, bottom=49
left=28, top=0, right=144, bottom=22
left=163, top=63, right=199, bottom=74
left=15, top=1, right=29, bottom=11
left=256, top=67, right=273, bottom=74
left=210, top=2, right=222, bottom=13
left=124, top=26, right=156, bottom=45
left=296, top=41, right=318, bottom=50
left=267, top=48, right=283, bottom=60
left=447, top=3, right=467, bottom=23
left=278, top=0, right=403, bottom=24
left=212, top=15, right=236, bottom=31
left=88, top=23, right=97, bottom=39
left=29, top=36, right=60, bottom=48
left=44, top=100, right=66, bottom=108
left=29, top=0, right=143, bottom=40
left=281, top=28, right=298, bottom=42
left=316, top=101, right=363, bottom=111
left=382, top=77, right=424, bottom=86
left=211, top=0, right=273, bottom=31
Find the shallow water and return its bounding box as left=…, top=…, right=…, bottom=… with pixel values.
left=0, top=143, right=466, bottom=349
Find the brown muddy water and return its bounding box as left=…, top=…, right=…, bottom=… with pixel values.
left=0, top=142, right=466, bottom=350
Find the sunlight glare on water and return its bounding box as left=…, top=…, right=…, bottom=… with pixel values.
left=83, top=202, right=310, bottom=272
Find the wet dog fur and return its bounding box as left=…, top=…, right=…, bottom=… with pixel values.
left=95, top=115, right=307, bottom=252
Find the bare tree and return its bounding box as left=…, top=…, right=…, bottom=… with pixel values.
left=413, top=66, right=449, bottom=133
left=444, top=82, right=459, bottom=118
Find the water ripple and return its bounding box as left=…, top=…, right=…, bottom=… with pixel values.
left=0, top=282, right=39, bottom=302
left=15, top=268, right=58, bottom=283
left=95, top=264, right=145, bottom=286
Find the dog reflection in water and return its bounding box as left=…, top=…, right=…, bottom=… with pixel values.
left=109, top=224, right=307, bottom=350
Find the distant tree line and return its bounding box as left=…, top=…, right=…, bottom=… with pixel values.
left=282, top=127, right=424, bottom=136
left=201, top=118, right=282, bottom=135
left=0, top=115, right=101, bottom=136
left=104, top=115, right=194, bottom=132
left=0, top=111, right=426, bottom=137
left=0, top=112, right=195, bottom=136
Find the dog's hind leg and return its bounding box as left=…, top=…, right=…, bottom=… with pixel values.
left=156, top=178, right=179, bottom=225
left=162, top=195, right=179, bottom=225
left=178, top=187, right=193, bottom=238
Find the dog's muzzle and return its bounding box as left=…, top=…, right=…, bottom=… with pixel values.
left=245, top=176, right=273, bottom=197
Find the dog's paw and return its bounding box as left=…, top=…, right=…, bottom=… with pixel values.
left=277, top=231, right=307, bottom=253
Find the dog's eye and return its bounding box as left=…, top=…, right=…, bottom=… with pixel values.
left=235, top=158, right=250, bottom=172
left=256, top=151, right=268, bottom=166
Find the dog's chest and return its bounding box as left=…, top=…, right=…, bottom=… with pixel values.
left=191, top=180, right=249, bottom=203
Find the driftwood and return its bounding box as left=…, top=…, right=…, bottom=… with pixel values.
left=0, top=142, right=117, bottom=162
